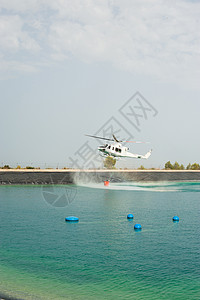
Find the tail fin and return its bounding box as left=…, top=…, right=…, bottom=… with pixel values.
left=143, top=149, right=152, bottom=159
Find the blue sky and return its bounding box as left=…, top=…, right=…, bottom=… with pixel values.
left=0, top=0, right=200, bottom=169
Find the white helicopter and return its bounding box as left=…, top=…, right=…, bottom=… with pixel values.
left=86, top=134, right=152, bottom=159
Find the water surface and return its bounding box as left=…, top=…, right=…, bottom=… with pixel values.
left=0, top=182, right=200, bottom=299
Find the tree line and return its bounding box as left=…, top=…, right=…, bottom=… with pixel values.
left=103, top=157, right=200, bottom=170
left=165, top=161, right=200, bottom=170
left=1, top=159, right=200, bottom=170
left=0, top=165, right=38, bottom=169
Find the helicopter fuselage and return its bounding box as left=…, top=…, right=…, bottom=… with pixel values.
left=98, top=143, right=151, bottom=159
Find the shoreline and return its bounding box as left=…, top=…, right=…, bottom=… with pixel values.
left=0, top=293, right=19, bottom=300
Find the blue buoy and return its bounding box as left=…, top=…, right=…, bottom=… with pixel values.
left=134, top=223, right=142, bottom=230
left=65, top=216, right=79, bottom=222
left=127, top=214, right=134, bottom=219
left=172, top=216, right=179, bottom=222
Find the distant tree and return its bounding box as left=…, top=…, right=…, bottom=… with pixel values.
left=16, top=165, right=21, bottom=169
left=104, top=156, right=116, bottom=169
left=173, top=161, right=180, bottom=170
left=186, top=163, right=192, bottom=170
left=191, top=163, right=200, bottom=170
left=180, top=164, right=185, bottom=170
left=138, top=165, right=145, bottom=170
left=2, top=165, right=11, bottom=169
left=26, top=166, right=35, bottom=169
left=165, top=161, right=173, bottom=169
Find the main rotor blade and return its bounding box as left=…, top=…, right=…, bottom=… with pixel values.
left=85, top=134, right=114, bottom=142
left=112, top=134, right=122, bottom=143
left=124, top=141, right=150, bottom=143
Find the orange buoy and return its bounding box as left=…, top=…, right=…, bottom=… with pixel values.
left=104, top=180, right=110, bottom=186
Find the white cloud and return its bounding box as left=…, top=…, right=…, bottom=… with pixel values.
left=0, top=15, right=40, bottom=52
left=0, top=0, right=46, bottom=13
left=0, top=0, right=200, bottom=87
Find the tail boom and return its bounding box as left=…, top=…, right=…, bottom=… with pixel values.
left=125, top=149, right=152, bottom=159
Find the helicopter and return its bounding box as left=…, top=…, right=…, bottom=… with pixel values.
left=86, top=134, right=152, bottom=159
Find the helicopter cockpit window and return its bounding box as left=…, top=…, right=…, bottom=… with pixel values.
left=119, top=149, right=121, bottom=153
left=115, top=148, right=119, bottom=152
left=112, top=147, right=114, bottom=150
left=108, top=145, right=111, bottom=149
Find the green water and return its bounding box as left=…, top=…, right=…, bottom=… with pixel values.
left=0, top=182, right=200, bottom=299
